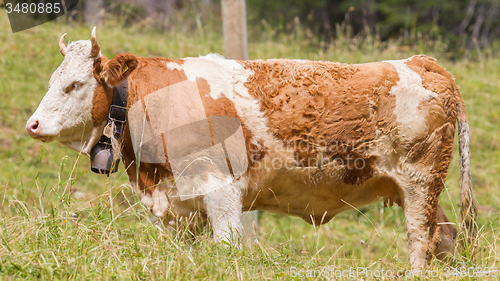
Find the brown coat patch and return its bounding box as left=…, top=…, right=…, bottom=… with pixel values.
left=123, top=58, right=188, bottom=194
left=243, top=60, right=400, bottom=184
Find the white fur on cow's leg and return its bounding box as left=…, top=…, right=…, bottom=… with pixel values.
left=203, top=179, right=244, bottom=246
left=403, top=197, right=429, bottom=269
left=394, top=175, right=431, bottom=269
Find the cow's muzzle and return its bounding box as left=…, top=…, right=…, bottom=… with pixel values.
left=26, top=119, right=55, bottom=142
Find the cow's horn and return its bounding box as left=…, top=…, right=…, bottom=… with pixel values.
left=90, top=26, right=100, bottom=58
left=59, top=33, right=67, bottom=56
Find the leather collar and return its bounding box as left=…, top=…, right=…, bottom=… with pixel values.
left=89, top=79, right=128, bottom=175
left=108, top=79, right=128, bottom=139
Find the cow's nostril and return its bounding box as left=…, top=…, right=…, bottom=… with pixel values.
left=31, top=121, right=39, bottom=130
left=26, top=120, right=40, bottom=136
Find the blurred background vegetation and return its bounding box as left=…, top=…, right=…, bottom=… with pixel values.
left=56, top=0, right=500, bottom=56
left=3, top=0, right=499, bottom=56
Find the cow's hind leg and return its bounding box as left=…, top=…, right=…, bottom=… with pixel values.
left=395, top=121, right=455, bottom=267
left=394, top=171, right=442, bottom=269
left=435, top=204, right=457, bottom=260
left=203, top=179, right=244, bottom=246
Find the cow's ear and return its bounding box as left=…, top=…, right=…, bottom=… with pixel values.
left=99, top=53, right=138, bottom=87
left=93, top=56, right=109, bottom=83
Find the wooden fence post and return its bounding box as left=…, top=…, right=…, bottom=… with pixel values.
left=221, top=0, right=258, bottom=242
left=222, top=0, right=248, bottom=60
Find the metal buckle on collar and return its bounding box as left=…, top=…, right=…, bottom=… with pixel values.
left=109, top=104, right=127, bottom=118
left=108, top=104, right=127, bottom=139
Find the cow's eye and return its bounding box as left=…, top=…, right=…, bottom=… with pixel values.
left=65, top=82, right=82, bottom=93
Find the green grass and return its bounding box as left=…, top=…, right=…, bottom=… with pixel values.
left=1, top=10, right=500, bottom=280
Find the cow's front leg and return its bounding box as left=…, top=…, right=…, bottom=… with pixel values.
left=203, top=180, right=243, bottom=246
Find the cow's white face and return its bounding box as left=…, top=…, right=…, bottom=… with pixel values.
left=26, top=30, right=107, bottom=155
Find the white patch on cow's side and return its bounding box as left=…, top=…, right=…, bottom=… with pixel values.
left=177, top=54, right=280, bottom=150
left=178, top=173, right=233, bottom=200
left=176, top=54, right=246, bottom=99
left=27, top=40, right=104, bottom=155
left=165, top=61, right=182, bottom=71
left=384, top=59, right=438, bottom=141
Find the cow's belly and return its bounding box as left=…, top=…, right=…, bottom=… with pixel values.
left=243, top=162, right=400, bottom=225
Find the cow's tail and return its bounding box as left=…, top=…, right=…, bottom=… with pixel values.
left=455, top=87, right=477, bottom=241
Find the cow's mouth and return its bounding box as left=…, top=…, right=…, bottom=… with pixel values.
left=31, top=134, right=56, bottom=143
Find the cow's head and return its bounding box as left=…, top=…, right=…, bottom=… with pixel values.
left=26, top=28, right=120, bottom=155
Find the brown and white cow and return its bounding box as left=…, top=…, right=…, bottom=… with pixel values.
left=26, top=28, right=476, bottom=268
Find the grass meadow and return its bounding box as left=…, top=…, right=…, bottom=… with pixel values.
left=0, top=9, right=500, bottom=280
